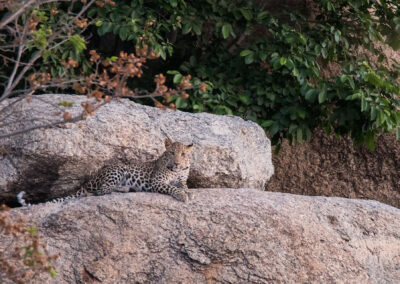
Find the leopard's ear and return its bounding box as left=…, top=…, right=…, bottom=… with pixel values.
left=186, top=143, right=194, bottom=150
left=164, top=138, right=173, bottom=148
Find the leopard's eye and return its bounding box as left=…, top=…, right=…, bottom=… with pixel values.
left=170, top=151, right=175, bottom=155
left=181, top=153, right=185, bottom=157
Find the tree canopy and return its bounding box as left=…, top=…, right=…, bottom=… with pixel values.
left=2, top=0, right=400, bottom=150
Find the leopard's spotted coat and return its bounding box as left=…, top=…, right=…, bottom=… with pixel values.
left=17, top=139, right=194, bottom=206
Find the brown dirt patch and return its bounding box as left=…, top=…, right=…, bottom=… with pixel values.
left=267, top=130, right=400, bottom=209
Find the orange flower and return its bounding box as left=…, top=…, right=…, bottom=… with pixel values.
left=75, top=18, right=88, bottom=28
left=200, top=83, right=207, bottom=92
left=68, top=57, right=79, bottom=68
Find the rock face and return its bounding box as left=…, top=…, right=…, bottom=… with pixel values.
left=267, top=129, right=400, bottom=209
left=1, top=188, right=400, bottom=283
left=0, top=94, right=273, bottom=204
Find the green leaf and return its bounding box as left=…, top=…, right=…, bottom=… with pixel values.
left=173, top=74, right=183, bottom=84
left=159, top=48, right=166, bottom=60
left=42, top=50, right=51, bottom=60
left=222, top=23, right=232, bottom=39
left=49, top=268, right=57, bottom=278
left=292, top=67, right=299, bottom=77
left=288, top=124, right=297, bottom=134
left=269, top=123, right=280, bottom=136
left=321, top=48, right=327, bottom=59
left=58, top=100, right=75, bottom=107
left=68, top=35, right=86, bottom=53
left=175, top=97, right=183, bottom=108
left=370, top=107, right=376, bottom=121
left=192, top=24, right=202, bottom=35
left=298, top=109, right=306, bottom=119
left=257, top=11, right=270, bottom=21
left=285, top=59, right=294, bottom=69
left=182, top=24, right=192, bottom=35
left=169, top=0, right=178, bottom=7
left=240, top=9, right=253, bottom=20
left=244, top=53, right=254, bottom=64
left=107, top=56, right=118, bottom=62
left=261, top=120, right=273, bottom=127
left=346, top=93, right=362, bottom=101
left=305, top=89, right=315, bottom=101
left=364, top=72, right=382, bottom=87
left=298, top=34, right=307, bottom=45
left=103, top=22, right=113, bottom=33
left=25, top=227, right=37, bottom=236
left=365, top=131, right=375, bottom=150
left=280, top=57, right=287, bottom=65
left=119, top=27, right=128, bottom=41
left=334, top=31, right=340, bottom=42
left=318, top=87, right=326, bottom=104
left=349, top=78, right=355, bottom=90
left=259, top=51, right=267, bottom=61
left=240, top=50, right=253, bottom=57
left=239, top=95, right=250, bottom=105
left=296, top=127, right=303, bottom=142
left=361, top=96, right=368, bottom=111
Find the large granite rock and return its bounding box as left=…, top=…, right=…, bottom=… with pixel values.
left=0, top=94, right=273, bottom=204
left=1, top=188, right=399, bottom=283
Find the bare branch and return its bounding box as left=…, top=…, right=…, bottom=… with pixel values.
left=0, top=0, right=97, bottom=101
left=3, top=15, right=29, bottom=99
left=0, top=0, right=36, bottom=30
left=0, top=51, right=41, bottom=102
left=0, top=92, right=31, bottom=117
left=0, top=112, right=85, bottom=139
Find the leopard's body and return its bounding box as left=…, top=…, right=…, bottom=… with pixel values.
left=17, top=139, right=194, bottom=206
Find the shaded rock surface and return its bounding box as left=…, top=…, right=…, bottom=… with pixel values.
left=268, top=129, right=400, bottom=209
left=1, top=188, right=400, bottom=283
left=0, top=94, right=273, bottom=204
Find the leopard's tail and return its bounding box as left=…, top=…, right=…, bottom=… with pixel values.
left=46, top=188, right=90, bottom=204
left=17, top=188, right=89, bottom=206
left=17, top=191, right=31, bottom=207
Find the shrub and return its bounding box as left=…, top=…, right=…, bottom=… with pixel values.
left=89, top=0, right=400, bottom=150
left=2, top=0, right=400, bottom=149
left=0, top=204, right=59, bottom=283
left=0, top=0, right=206, bottom=140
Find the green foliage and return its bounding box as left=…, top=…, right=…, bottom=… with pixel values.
left=68, top=35, right=86, bottom=54
left=4, top=0, right=400, bottom=149
left=85, top=0, right=400, bottom=149
left=25, top=226, right=38, bottom=236
left=49, top=268, right=58, bottom=278
left=58, top=100, right=75, bottom=107
left=32, top=26, right=52, bottom=49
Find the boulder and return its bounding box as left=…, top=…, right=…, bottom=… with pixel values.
left=1, top=188, right=399, bottom=283
left=0, top=94, right=273, bottom=204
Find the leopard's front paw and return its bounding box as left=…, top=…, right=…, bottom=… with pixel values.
left=172, top=191, right=189, bottom=202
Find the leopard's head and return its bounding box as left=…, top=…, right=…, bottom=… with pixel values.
left=159, top=139, right=194, bottom=172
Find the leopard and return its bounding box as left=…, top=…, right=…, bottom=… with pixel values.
left=17, top=139, right=194, bottom=206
